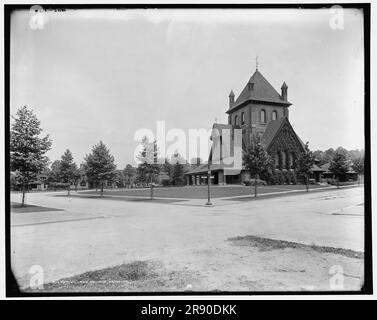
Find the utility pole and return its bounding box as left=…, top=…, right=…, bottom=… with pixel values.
left=205, top=163, right=213, bottom=206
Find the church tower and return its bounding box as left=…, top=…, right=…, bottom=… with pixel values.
left=226, top=68, right=292, bottom=146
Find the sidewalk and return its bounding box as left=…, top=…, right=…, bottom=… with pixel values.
left=11, top=186, right=364, bottom=288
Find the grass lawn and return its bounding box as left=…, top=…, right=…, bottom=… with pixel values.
left=77, top=184, right=331, bottom=200
left=11, top=202, right=64, bottom=213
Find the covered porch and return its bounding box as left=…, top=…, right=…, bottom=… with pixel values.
left=185, top=164, right=243, bottom=185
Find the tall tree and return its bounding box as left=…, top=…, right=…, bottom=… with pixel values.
left=123, top=164, right=136, bottom=188
left=47, top=160, right=61, bottom=186
left=243, top=135, right=272, bottom=197
left=84, top=141, right=116, bottom=195
left=59, top=149, right=79, bottom=195
left=295, top=142, right=315, bottom=191
left=10, top=106, right=52, bottom=206
left=136, top=136, right=160, bottom=198
left=329, top=151, right=350, bottom=186
left=170, top=152, right=186, bottom=185
left=171, top=163, right=185, bottom=185
left=162, top=158, right=174, bottom=185
left=352, top=156, right=364, bottom=185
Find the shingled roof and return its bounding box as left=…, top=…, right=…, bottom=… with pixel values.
left=228, top=70, right=291, bottom=113
left=260, top=116, right=306, bottom=151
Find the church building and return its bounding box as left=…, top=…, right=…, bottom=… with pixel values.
left=185, top=66, right=306, bottom=185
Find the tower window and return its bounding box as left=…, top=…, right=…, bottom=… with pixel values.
left=241, top=112, right=245, bottom=125
left=234, top=115, right=238, bottom=125
left=272, top=111, right=277, bottom=121
left=248, top=82, right=254, bottom=91
left=260, top=110, right=266, bottom=123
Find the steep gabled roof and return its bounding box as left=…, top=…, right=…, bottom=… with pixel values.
left=261, top=116, right=305, bottom=152
left=229, top=70, right=291, bottom=112
left=260, top=117, right=286, bottom=148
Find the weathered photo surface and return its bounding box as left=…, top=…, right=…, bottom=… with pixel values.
left=8, top=6, right=368, bottom=294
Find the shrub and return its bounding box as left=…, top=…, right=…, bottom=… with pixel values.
left=275, top=171, right=284, bottom=185
left=282, top=171, right=290, bottom=185
left=291, top=171, right=297, bottom=185
left=161, top=178, right=171, bottom=187
left=260, top=170, right=273, bottom=185
left=244, top=179, right=267, bottom=186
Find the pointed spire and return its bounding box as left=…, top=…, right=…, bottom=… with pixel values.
left=229, top=90, right=235, bottom=108
left=256, top=55, right=259, bottom=71
left=281, top=81, right=288, bottom=101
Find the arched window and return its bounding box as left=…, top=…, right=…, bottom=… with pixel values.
left=234, top=115, right=238, bottom=125
left=274, top=153, right=279, bottom=168
left=281, top=151, right=286, bottom=169
left=241, top=112, right=245, bottom=125
left=288, top=152, right=293, bottom=168
left=272, top=111, right=277, bottom=121
left=260, top=110, right=266, bottom=123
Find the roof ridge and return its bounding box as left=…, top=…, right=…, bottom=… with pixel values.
left=230, top=70, right=291, bottom=111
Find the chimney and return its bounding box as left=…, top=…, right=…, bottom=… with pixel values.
left=229, top=90, right=235, bottom=108
left=281, top=82, right=288, bottom=101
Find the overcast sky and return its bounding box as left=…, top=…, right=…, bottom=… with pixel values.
left=10, top=8, right=364, bottom=167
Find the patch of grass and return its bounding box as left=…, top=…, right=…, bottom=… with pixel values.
left=23, top=260, right=200, bottom=292
left=228, top=235, right=364, bottom=259
left=60, top=260, right=157, bottom=284
left=55, top=194, right=185, bottom=203
left=11, top=202, right=63, bottom=213
left=117, top=260, right=155, bottom=281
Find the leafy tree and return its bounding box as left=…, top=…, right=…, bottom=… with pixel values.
left=171, top=163, right=185, bottom=185
left=295, top=142, right=315, bottom=191
left=123, top=164, right=136, bottom=187
left=312, top=147, right=365, bottom=167
left=72, top=165, right=83, bottom=191
left=335, top=146, right=349, bottom=157
left=84, top=141, right=117, bottom=195
left=135, top=136, right=160, bottom=198
left=352, top=156, right=364, bottom=185
left=113, top=170, right=126, bottom=188
left=135, top=137, right=160, bottom=184
left=10, top=106, right=52, bottom=206
left=324, top=148, right=336, bottom=161
left=47, top=160, right=61, bottom=183
left=348, top=149, right=364, bottom=162
left=75, top=163, right=89, bottom=189
left=329, top=151, right=350, bottom=185
left=168, top=152, right=187, bottom=186
left=243, top=135, right=272, bottom=197
left=10, top=172, right=18, bottom=190
left=59, top=149, right=79, bottom=195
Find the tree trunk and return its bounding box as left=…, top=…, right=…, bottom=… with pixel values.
left=306, top=176, right=309, bottom=192
left=150, top=176, right=154, bottom=200
left=21, top=184, right=26, bottom=207
left=101, top=182, right=104, bottom=196
left=67, top=184, right=71, bottom=196
left=254, top=176, right=257, bottom=198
